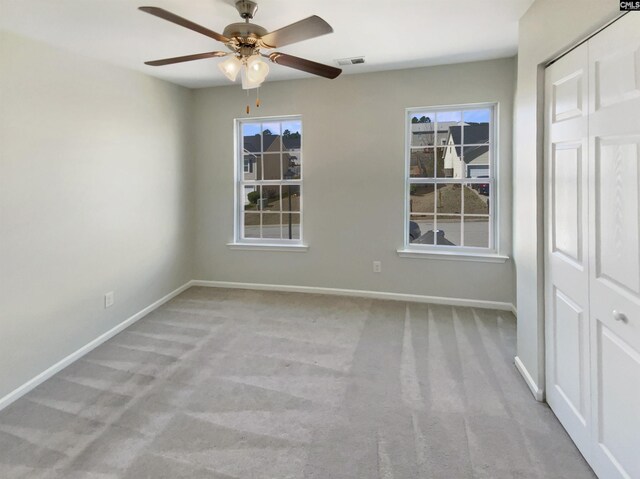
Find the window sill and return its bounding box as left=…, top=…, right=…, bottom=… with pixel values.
left=396, top=249, right=509, bottom=263
left=227, top=242, right=309, bottom=252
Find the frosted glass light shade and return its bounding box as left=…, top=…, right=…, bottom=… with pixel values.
left=218, top=56, right=241, bottom=82
left=246, top=55, right=269, bottom=83
left=241, top=65, right=263, bottom=90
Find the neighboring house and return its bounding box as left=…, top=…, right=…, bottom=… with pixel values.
left=243, top=134, right=261, bottom=182
left=443, top=123, right=490, bottom=178
left=244, top=133, right=301, bottom=180
left=242, top=133, right=301, bottom=203
left=410, top=121, right=466, bottom=177
left=243, top=149, right=258, bottom=181
left=411, top=121, right=462, bottom=146
left=281, top=136, right=301, bottom=179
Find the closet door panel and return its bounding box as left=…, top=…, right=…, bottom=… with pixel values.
left=595, top=139, right=640, bottom=296
left=588, top=13, right=640, bottom=479
left=544, top=43, right=592, bottom=456
left=553, top=143, right=584, bottom=264
left=593, top=43, right=640, bottom=110
left=595, top=324, right=640, bottom=479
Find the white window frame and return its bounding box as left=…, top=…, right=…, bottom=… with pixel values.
left=399, top=103, right=507, bottom=262
left=230, top=115, right=306, bottom=250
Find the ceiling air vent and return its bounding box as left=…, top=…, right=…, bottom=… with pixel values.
left=336, top=56, right=365, bottom=66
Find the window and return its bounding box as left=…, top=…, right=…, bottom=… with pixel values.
left=235, top=116, right=303, bottom=244
left=405, top=104, right=496, bottom=253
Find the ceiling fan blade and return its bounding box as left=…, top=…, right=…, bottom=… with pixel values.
left=139, top=6, right=229, bottom=43
left=268, top=52, right=341, bottom=79
left=260, top=16, right=333, bottom=48
left=144, top=51, right=228, bottom=66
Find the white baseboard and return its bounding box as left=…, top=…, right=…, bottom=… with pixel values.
left=515, top=356, right=544, bottom=402
left=191, top=280, right=516, bottom=312
left=0, top=280, right=193, bottom=412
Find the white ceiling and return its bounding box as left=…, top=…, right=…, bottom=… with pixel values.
left=0, top=0, right=534, bottom=89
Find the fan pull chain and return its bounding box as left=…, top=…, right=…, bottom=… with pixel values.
left=256, top=87, right=261, bottom=108
left=246, top=88, right=250, bottom=115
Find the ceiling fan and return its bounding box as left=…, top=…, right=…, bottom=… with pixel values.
left=139, top=0, right=342, bottom=91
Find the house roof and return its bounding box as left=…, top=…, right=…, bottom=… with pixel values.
left=448, top=123, right=490, bottom=145
left=243, top=134, right=301, bottom=153
left=463, top=145, right=489, bottom=165
left=446, top=123, right=490, bottom=162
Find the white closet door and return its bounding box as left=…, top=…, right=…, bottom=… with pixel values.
left=544, top=44, right=592, bottom=456
left=587, top=13, right=640, bottom=479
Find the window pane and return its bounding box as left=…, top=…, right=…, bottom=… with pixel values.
left=463, top=110, right=491, bottom=146
left=463, top=183, right=490, bottom=215
left=410, top=183, right=435, bottom=214
left=243, top=123, right=261, bottom=136
left=262, top=122, right=281, bottom=151
left=435, top=215, right=461, bottom=246
left=464, top=216, right=490, bottom=248
left=282, top=185, right=301, bottom=212
left=410, top=148, right=435, bottom=178
left=244, top=213, right=260, bottom=238
left=252, top=186, right=265, bottom=211
left=261, top=185, right=281, bottom=211
left=434, top=147, right=451, bottom=178
left=283, top=150, right=301, bottom=179
left=410, top=112, right=435, bottom=147
left=409, top=214, right=434, bottom=244
left=441, top=144, right=463, bottom=178
left=463, top=146, right=490, bottom=179
left=436, top=110, right=461, bottom=123
left=282, top=120, right=302, bottom=139
left=463, top=109, right=491, bottom=125
left=435, top=184, right=462, bottom=215
left=283, top=212, right=300, bottom=240
left=243, top=154, right=259, bottom=181
left=261, top=212, right=281, bottom=238
left=263, top=153, right=281, bottom=180
left=462, top=121, right=490, bottom=145
left=242, top=131, right=262, bottom=154
left=244, top=186, right=259, bottom=210
left=436, top=112, right=463, bottom=146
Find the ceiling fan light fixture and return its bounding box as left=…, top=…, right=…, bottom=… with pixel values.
left=246, top=55, right=269, bottom=83
left=139, top=3, right=342, bottom=109
left=218, top=55, right=242, bottom=81
left=241, top=64, right=263, bottom=89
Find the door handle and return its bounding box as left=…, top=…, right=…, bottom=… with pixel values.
left=613, top=310, right=629, bottom=324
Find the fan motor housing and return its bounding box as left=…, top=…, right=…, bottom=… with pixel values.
left=223, top=22, right=268, bottom=43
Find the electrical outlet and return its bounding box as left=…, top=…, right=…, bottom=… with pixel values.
left=104, top=291, right=114, bottom=309
left=373, top=261, right=382, bottom=273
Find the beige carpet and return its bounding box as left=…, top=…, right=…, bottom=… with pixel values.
left=0, top=287, right=594, bottom=478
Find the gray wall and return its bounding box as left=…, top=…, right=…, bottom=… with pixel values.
left=193, top=58, right=516, bottom=304
left=514, top=0, right=620, bottom=393
left=0, top=32, right=194, bottom=399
